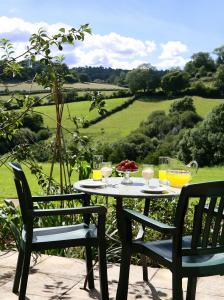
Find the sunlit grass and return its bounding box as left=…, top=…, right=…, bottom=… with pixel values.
left=1, top=163, right=224, bottom=201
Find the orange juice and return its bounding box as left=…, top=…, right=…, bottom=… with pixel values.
left=167, top=170, right=191, bottom=188
left=159, top=170, right=167, bottom=181
left=92, top=169, right=102, bottom=181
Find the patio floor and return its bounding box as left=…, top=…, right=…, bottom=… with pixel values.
left=0, top=251, right=224, bottom=299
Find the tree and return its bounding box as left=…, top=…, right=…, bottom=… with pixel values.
left=213, top=45, right=224, bottom=65
left=214, top=65, right=224, bottom=95
left=126, top=64, right=160, bottom=94
left=178, top=103, right=224, bottom=166
left=184, top=52, right=216, bottom=77
left=79, top=73, right=90, bottom=82
left=161, top=70, right=189, bottom=96
left=0, top=25, right=106, bottom=193
left=126, top=69, right=147, bottom=93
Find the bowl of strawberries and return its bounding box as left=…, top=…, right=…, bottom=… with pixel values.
left=116, top=160, right=138, bottom=184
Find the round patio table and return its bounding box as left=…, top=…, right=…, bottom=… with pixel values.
left=74, top=177, right=181, bottom=281
left=74, top=177, right=180, bottom=232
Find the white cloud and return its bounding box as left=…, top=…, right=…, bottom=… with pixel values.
left=0, top=16, right=156, bottom=69
left=156, top=56, right=189, bottom=70
left=0, top=16, right=190, bottom=70
left=159, top=41, right=188, bottom=60
left=156, top=41, right=189, bottom=69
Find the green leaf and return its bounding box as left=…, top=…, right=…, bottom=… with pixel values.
left=59, top=27, right=65, bottom=33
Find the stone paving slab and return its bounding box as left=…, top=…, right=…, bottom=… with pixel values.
left=0, top=251, right=224, bottom=299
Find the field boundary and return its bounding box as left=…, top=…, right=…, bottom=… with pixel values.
left=83, top=95, right=136, bottom=128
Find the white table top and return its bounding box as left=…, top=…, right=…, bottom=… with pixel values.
left=74, top=177, right=181, bottom=198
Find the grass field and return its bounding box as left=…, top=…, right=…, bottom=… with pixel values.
left=0, top=82, right=126, bottom=92
left=33, top=97, right=129, bottom=131
left=80, top=96, right=224, bottom=142
left=1, top=163, right=224, bottom=201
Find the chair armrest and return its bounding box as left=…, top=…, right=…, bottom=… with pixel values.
left=124, top=209, right=176, bottom=234
left=32, top=193, right=86, bottom=202
left=31, top=205, right=107, bottom=217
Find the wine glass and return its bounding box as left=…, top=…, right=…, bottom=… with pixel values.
left=142, top=164, right=154, bottom=186
left=101, top=162, right=112, bottom=184
left=92, top=155, right=103, bottom=181
left=158, top=156, right=170, bottom=185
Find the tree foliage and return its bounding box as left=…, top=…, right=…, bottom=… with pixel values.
left=126, top=65, right=161, bottom=94
left=178, top=103, right=224, bottom=166
left=161, top=70, right=189, bottom=96
left=184, top=52, right=216, bottom=78
left=169, top=96, right=196, bottom=113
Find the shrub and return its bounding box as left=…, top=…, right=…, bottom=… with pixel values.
left=36, top=128, right=51, bottom=141
left=169, top=96, right=196, bottom=113
left=13, top=128, right=37, bottom=146
left=63, top=90, right=78, bottom=103
left=22, top=113, right=44, bottom=132
left=32, top=142, right=52, bottom=162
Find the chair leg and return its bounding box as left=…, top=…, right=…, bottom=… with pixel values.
left=141, top=254, right=148, bottom=282
left=172, top=273, right=183, bottom=300
left=98, top=242, right=109, bottom=300
left=13, top=248, right=24, bottom=293
left=116, top=245, right=131, bottom=300
left=186, top=277, right=197, bottom=300
left=85, top=246, right=94, bottom=289
left=18, top=247, right=31, bottom=300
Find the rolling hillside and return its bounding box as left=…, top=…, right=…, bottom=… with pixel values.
left=33, top=96, right=224, bottom=142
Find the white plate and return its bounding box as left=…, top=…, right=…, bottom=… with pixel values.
left=80, top=180, right=106, bottom=188
left=141, top=186, right=168, bottom=194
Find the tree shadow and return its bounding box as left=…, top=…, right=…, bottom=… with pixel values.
left=0, top=270, right=14, bottom=286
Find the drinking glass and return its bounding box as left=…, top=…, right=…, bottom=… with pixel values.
left=142, top=164, right=154, bottom=186
left=92, top=155, right=103, bottom=181
left=158, top=156, right=170, bottom=185
left=101, top=162, right=112, bottom=184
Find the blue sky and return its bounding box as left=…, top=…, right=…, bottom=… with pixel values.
left=0, top=0, right=224, bottom=69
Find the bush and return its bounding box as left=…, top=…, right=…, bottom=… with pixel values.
left=36, top=128, right=51, bottom=141
left=185, top=81, right=221, bottom=98
left=13, top=128, right=37, bottom=146
left=32, top=142, right=52, bottom=162
left=63, top=90, right=78, bottom=103
left=169, top=96, right=196, bottom=113
left=22, top=113, right=44, bottom=132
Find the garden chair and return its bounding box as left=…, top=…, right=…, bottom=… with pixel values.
left=116, top=181, right=224, bottom=300
left=9, top=162, right=109, bottom=300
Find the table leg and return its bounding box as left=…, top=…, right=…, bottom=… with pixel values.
left=115, top=197, right=124, bottom=240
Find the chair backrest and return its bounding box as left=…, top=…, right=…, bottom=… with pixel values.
left=174, top=181, right=224, bottom=257
left=9, top=162, right=33, bottom=225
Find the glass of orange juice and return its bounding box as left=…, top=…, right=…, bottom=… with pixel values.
left=92, top=155, right=103, bottom=181
left=158, top=156, right=170, bottom=185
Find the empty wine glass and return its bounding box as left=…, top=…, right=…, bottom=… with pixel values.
left=142, top=164, right=154, bottom=186
left=101, top=162, right=112, bottom=184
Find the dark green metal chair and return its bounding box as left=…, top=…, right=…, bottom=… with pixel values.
left=9, top=162, right=109, bottom=300
left=116, top=181, right=224, bottom=300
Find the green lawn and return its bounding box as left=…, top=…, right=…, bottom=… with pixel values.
left=1, top=163, right=224, bottom=201
left=34, top=97, right=129, bottom=130
left=1, top=163, right=78, bottom=201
